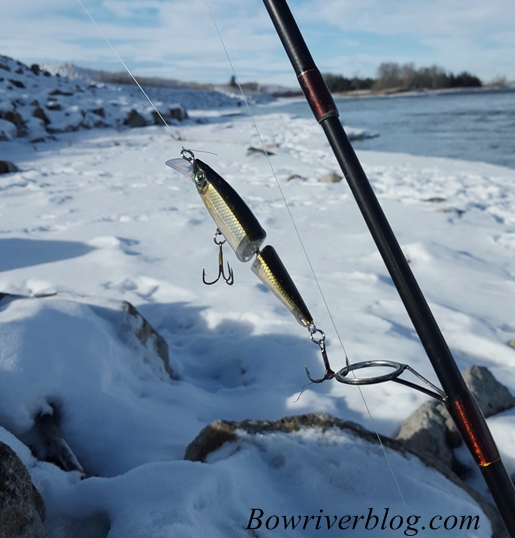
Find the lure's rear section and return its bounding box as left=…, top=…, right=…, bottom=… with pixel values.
left=252, top=245, right=313, bottom=327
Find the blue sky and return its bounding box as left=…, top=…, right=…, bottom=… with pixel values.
left=2, top=0, right=515, bottom=86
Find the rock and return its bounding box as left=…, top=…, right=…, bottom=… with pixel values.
left=33, top=410, right=85, bottom=474
left=169, top=105, right=188, bottom=121
left=124, top=109, right=147, bottom=128
left=508, top=339, right=515, bottom=350
left=395, top=400, right=458, bottom=471
left=1, top=110, right=23, bottom=126
left=33, top=107, right=50, bottom=126
left=43, top=294, right=173, bottom=380
left=462, top=365, right=515, bottom=418
left=319, top=172, right=342, bottom=183
left=185, top=413, right=505, bottom=536
left=8, top=79, right=25, bottom=89
left=151, top=105, right=189, bottom=124
left=91, top=107, right=105, bottom=118
left=0, top=292, right=173, bottom=382
left=30, top=64, right=40, bottom=75
left=285, top=173, right=303, bottom=182
left=247, top=146, right=274, bottom=156
left=49, top=89, right=73, bottom=97
left=186, top=413, right=396, bottom=463
left=0, top=121, right=17, bottom=142
left=0, top=160, right=19, bottom=174
left=0, top=111, right=26, bottom=137
left=45, top=101, right=61, bottom=111
left=151, top=110, right=167, bottom=126
left=184, top=420, right=237, bottom=463
left=425, top=196, right=447, bottom=203
left=122, top=301, right=173, bottom=379
left=0, top=441, right=49, bottom=538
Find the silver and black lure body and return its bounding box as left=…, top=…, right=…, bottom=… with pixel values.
left=166, top=151, right=266, bottom=263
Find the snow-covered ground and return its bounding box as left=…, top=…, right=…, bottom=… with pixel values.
left=1, top=58, right=514, bottom=536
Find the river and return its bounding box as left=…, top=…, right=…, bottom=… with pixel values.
left=255, top=88, right=515, bottom=170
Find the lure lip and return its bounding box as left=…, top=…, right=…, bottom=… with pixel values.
left=165, top=158, right=194, bottom=182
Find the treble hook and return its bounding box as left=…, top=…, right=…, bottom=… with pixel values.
left=202, top=229, right=234, bottom=286
left=305, top=325, right=336, bottom=384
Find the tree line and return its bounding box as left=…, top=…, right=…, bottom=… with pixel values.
left=323, top=62, right=482, bottom=93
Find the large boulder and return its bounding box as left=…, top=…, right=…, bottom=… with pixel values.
left=0, top=442, right=49, bottom=538
left=0, top=293, right=174, bottom=477
left=396, top=400, right=458, bottom=471
left=185, top=412, right=506, bottom=537
left=185, top=413, right=388, bottom=463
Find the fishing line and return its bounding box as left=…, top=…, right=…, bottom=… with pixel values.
left=204, top=0, right=350, bottom=362
left=204, top=0, right=407, bottom=509
left=76, top=0, right=183, bottom=149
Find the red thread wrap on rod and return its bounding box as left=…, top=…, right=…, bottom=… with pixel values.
left=446, top=393, right=500, bottom=467
left=298, top=69, right=338, bottom=123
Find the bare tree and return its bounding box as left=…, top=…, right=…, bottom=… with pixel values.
left=373, top=62, right=403, bottom=90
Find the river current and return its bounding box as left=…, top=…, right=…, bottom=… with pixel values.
left=255, top=88, right=515, bottom=170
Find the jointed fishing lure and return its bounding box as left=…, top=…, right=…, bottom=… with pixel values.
left=166, top=149, right=334, bottom=383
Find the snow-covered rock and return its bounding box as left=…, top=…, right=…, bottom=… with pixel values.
left=0, top=54, right=249, bottom=143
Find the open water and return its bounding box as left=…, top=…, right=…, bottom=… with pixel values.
left=257, top=88, right=515, bottom=170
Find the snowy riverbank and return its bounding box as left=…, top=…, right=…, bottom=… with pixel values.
left=1, top=58, right=515, bottom=537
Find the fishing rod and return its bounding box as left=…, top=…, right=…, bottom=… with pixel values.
left=261, top=0, right=515, bottom=534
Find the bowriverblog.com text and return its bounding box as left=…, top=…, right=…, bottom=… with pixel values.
left=246, top=508, right=482, bottom=536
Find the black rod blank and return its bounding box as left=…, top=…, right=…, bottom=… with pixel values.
left=262, top=0, right=515, bottom=534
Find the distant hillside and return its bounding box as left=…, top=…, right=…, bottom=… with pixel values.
left=41, top=62, right=193, bottom=89
left=44, top=63, right=298, bottom=97
left=0, top=54, right=253, bottom=143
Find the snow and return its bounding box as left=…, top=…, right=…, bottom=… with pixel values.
left=1, top=54, right=514, bottom=537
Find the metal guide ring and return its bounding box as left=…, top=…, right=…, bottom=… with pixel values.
left=335, top=359, right=446, bottom=401
left=335, top=360, right=405, bottom=385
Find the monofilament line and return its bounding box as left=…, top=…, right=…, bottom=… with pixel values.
left=76, top=0, right=183, bottom=149
left=204, top=0, right=407, bottom=510
left=203, top=0, right=348, bottom=356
